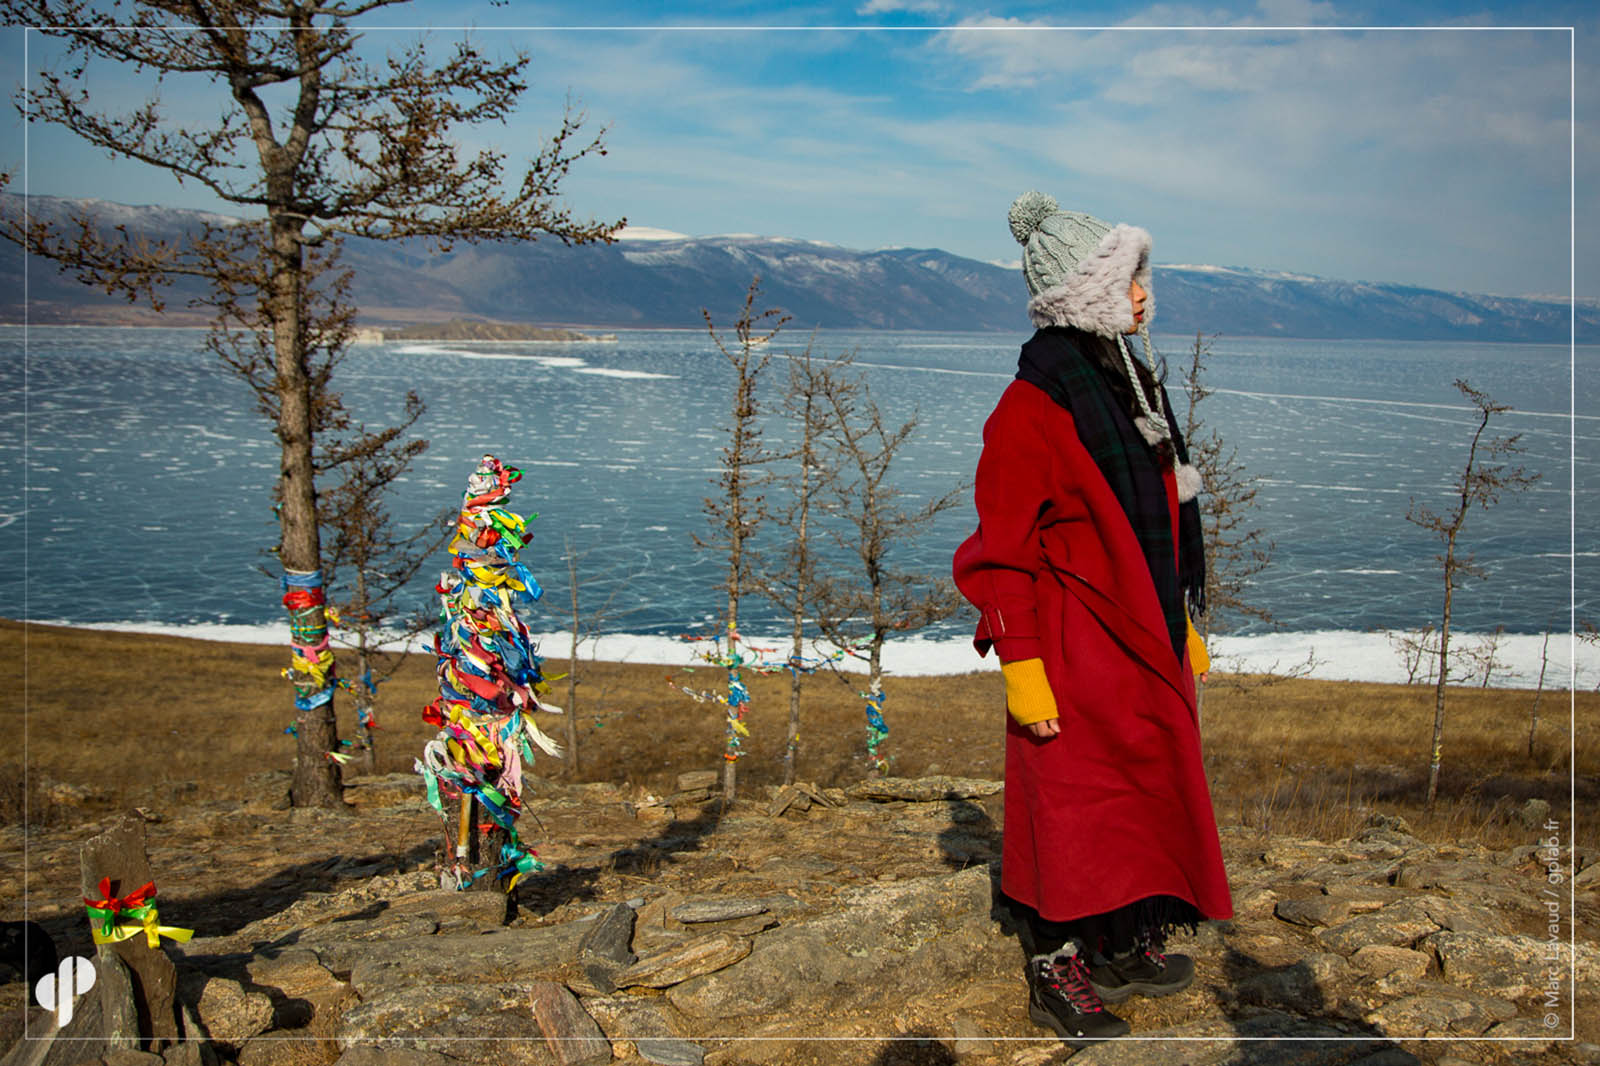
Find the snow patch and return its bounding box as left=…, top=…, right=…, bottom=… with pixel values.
left=616, top=225, right=691, bottom=241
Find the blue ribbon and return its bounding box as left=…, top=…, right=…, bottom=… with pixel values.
left=281, top=569, right=324, bottom=590
left=294, top=686, right=334, bottom=710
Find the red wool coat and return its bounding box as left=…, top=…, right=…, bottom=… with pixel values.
left=953, top=379, right=1233, bottom=924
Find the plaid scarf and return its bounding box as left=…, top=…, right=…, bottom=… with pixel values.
left=1016, top=326, right=1205, bottom=661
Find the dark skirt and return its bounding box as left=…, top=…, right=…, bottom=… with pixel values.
left=1010, top=891, right=1203, bottom=958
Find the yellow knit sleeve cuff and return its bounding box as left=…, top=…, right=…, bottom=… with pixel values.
left=1000, top=657, right=1058, bottom=727
left=1186, top=618, right=1211, bottom=675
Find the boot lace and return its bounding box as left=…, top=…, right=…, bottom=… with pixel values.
left=1039, top=953, right=1104, bottom=1014
left=1138, top=929, right=1168, bottom=967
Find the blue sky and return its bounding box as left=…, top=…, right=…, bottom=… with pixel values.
left=1, top=0, right=1593, bottom=299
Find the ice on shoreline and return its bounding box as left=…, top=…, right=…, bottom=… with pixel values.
left=25, top=620, right=1600, bottom=691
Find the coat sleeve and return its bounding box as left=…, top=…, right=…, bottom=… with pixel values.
left=952, top=383, right=1056, bottom=664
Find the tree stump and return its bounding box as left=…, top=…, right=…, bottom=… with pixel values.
left=79, top=811, right=179, bottom=1049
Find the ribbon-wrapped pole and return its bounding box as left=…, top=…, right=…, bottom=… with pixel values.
left=415, top=455, right=563, bottom=893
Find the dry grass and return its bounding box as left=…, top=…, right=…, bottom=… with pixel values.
left=4, top=619, right=1594, bottom=852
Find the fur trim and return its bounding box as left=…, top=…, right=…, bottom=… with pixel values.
left=1027, top=224, right=1152, bottom=336
left=1134, top=415, right=1167, bottom=447
left=1175, top=462, right=1203, bottom=503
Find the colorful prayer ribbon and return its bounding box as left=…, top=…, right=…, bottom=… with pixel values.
left=83, top=878, right=193, bottom=948
left=415, top=455, right=563, bottom=893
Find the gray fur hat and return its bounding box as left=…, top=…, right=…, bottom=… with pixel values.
left=1008, top=191, right=1200, bottom=502
left=1008, top=190, right=1152, bottom=337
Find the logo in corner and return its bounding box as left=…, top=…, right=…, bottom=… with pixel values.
left=34, top=956, right=96, bottom=1028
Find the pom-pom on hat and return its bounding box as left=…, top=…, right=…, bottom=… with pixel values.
left=1008, top=190, right=1152, bottom=338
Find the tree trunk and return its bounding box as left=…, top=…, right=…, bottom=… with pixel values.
left=722, top=622, right=740, bottom=805
left=783, top=449, right=812, bottom=788
left=565, top=547, right=580, bottom=779
left=784, top=619, right=802, bottom=787
left=866, top=639, right=886, bottom=777
left=354, top=641, right=376, bottom=774
left=272, top=218, right=341, bottom=809
left=723, top=512, right=743, bottom=801
left=723, top=576, right=741, bottom=803
left=1529, top=629, right=1550, bottom=759
left=352, top=565, right=376, bottom=773
left=1424, top=540, right=1456, bottom=810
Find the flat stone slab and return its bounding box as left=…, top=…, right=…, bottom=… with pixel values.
left=638, top=1038, right=705, bottom=1066
left=1275, top=897, right=1354, bottom=928
left=386, top=889, right=514, bottom=930
left=175, top=972, right=273, bottom=1050
left=295, top=913, right=440, bottom=944
left=669, top=898, right=771, bottom=924
left=336, top=983, right=556, bottom=1065
left=1320, top=882, right=1407, bottom=906
left=1424, top=930, right=1571, bottom=1000
left=577, top=902, right=636, bottom=966
left=614, top=934, right=752, bottom=989
left=333, top=1049, right=452, bottom=1066
left=527, top=981, right=610, bottom=1066
left=318, top=925, right=587, bottom=996
left=581, top=999, right=702, bottom=1065
left=844, top=776, right=1003, bottom=802
left=244, top=948, right=347, bottom=999
left=668, top=866, right=991, bottom=1020
left=1350, top=945, right=1431, bottom=981
left=676, top=771, right=719, bottom=792
left=1317, top=901, right=1440, bottom=955
left=1362, top=986, right=1516, bottom=1037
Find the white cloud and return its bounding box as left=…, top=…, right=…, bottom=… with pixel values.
left=17, top=11, right=1585, bottom=297
left=932, top=17, right=1124, bottom=89
left=857, top=0, right=950, bottom=15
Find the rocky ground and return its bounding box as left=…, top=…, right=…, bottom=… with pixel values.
left=2, top=772, right=1597, bottom=1066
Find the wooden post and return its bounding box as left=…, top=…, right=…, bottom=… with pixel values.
left=79, top=812, right=178, bottom=1049
left=456, top=794, right=473, bottom=881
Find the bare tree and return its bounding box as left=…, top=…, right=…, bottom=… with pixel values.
left=750, top=341, right=852, bottom=785
left=1178, top=331, right=1275, bottom=641
left=320, top=405, right=454, bottom=773
left=1386, top=625, right=1440, bottom=685
left=1462, top=625, right=1508, bottom=689
left=694, top=278, right=786, bottom=801
left=1528, top=626, right=1552, bottom=759
left=811, top=372, right=965, bottom=775
left=1580, top=619, right=1600, bottom=694
left=3, top=1, right=619, bottom=805
left=558, top=534, right=643, bottom=779
left=1408, top=379, right=1538, bottom=809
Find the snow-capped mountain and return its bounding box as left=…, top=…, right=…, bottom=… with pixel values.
left=3, top=194, right=1592, bottom=342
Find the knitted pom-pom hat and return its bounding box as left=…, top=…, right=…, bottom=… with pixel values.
left=1008, top=190, right=1152, bottom=338
left=1008, top=192, right=1199, bottom=503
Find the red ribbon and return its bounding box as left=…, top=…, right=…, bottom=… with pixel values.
left=282, top=587, right=326, bottom=610
left=84, top=877, right=157, bottom=915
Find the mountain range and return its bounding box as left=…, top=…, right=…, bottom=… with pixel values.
left=3, top=193, right=1593, bottom=342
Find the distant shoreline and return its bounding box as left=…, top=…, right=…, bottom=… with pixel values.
left=379, top=319, right=616, bottom=343
left=12, top=617, right=1599, bottom=690
left=1, top=320, right=1589, bottom=347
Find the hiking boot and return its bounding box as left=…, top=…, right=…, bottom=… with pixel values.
left=1027, top=951, right=1132, bottom=1045
left=1089, top=931, right=1196, bottom=1004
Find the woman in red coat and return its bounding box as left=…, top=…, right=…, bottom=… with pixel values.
left=953, top=191, right=1232, bottom=1045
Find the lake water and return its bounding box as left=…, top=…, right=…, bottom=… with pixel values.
left=3, top=324, right=1595, bottom=686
